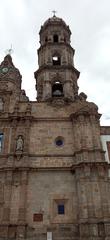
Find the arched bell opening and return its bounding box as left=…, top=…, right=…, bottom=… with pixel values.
left=52, top=81, right=64, bottom=97
left=52, top=55, right=61, bottom=65
left=45, top=36, right=48, bottom=43
left=53, top=34, right=58, bottom=43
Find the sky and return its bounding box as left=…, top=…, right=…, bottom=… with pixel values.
left=0, top=0, right=110, bottom=126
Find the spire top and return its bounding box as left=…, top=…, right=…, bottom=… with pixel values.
left=5, top=44, right=13, bottom=56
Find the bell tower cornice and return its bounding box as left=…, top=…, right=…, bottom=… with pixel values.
left=35, top=65, right=80, bottom=79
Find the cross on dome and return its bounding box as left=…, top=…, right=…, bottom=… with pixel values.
left=52, top=10, right=57, bottom=17
left=5, top=44, right=13, bottom=56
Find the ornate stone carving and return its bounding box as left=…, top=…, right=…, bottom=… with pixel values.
left=79, top=92, right=87, bottom=101
left=16, top=135, right=24, bottom=152
left=47, top=97, right=72, bottom=107
left=0, top=82, right=8, bottom=90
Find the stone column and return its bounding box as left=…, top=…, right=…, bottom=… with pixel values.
left=23, top=119, right=31, bottom=153
left=18, top=171, right=28, bottom=224
left=89, top=114, right=105, bottom=162
left=10, top=119, right=17, bottom=153
left=3, top=171, right=12, bottom=223
left=71, top=111, right=103, bottom=164
left=71, top=113, right=89, bottom=151
left=43, top=81, right=51, bottom=100
left=71, top=116, right=81, bottom=152
left=90, top=114, right=102, bottom=149
left=10, top=171, right=21, bottom=224
left=77, top=180, right=88, bottom=220
left=64, top=80, right=74, bottom=100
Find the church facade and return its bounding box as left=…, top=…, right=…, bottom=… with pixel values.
left=0, top=15, right=110, bottom=240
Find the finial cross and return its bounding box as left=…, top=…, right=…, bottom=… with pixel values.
left=52, top=10, right=57, bottom=17
left=6, top=44, right=13, bottom=56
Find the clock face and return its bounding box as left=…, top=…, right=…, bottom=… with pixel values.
left=1, top=67, right=9, bottom=73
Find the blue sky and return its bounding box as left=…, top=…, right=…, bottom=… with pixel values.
left=0, top=0, right=110, bottom=125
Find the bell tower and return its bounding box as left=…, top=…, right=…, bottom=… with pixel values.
left=34, top=14, right=80, bottom=102
left=0, top=13, right=110, bottom=240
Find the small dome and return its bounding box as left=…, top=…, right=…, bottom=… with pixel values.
left=44, top=16, right=66, bottom=26
left=40, top=15, right=71, bottom=34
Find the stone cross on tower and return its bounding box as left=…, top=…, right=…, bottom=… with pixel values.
left=5, top=44, right=13, bottom=56
left=52, top=10, right=57, bottom=17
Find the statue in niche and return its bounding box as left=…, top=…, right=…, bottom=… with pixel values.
left=16, top=135, right=24, bottom=151
left=0, top=98, right=4, bottom=111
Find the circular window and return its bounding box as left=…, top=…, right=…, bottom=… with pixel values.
left=55, top=137, right=64, bottom=147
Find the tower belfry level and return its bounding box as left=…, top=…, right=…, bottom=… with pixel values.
left=0, top=15, right=110, bottom=240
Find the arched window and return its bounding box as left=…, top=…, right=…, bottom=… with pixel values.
left=52, top=81, right=63, bottom=97
left=53, top=34, right=58, bottom=43
left=45, top=37, right=48, bottom=43
left=52, top=55, right=61, bottom=65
